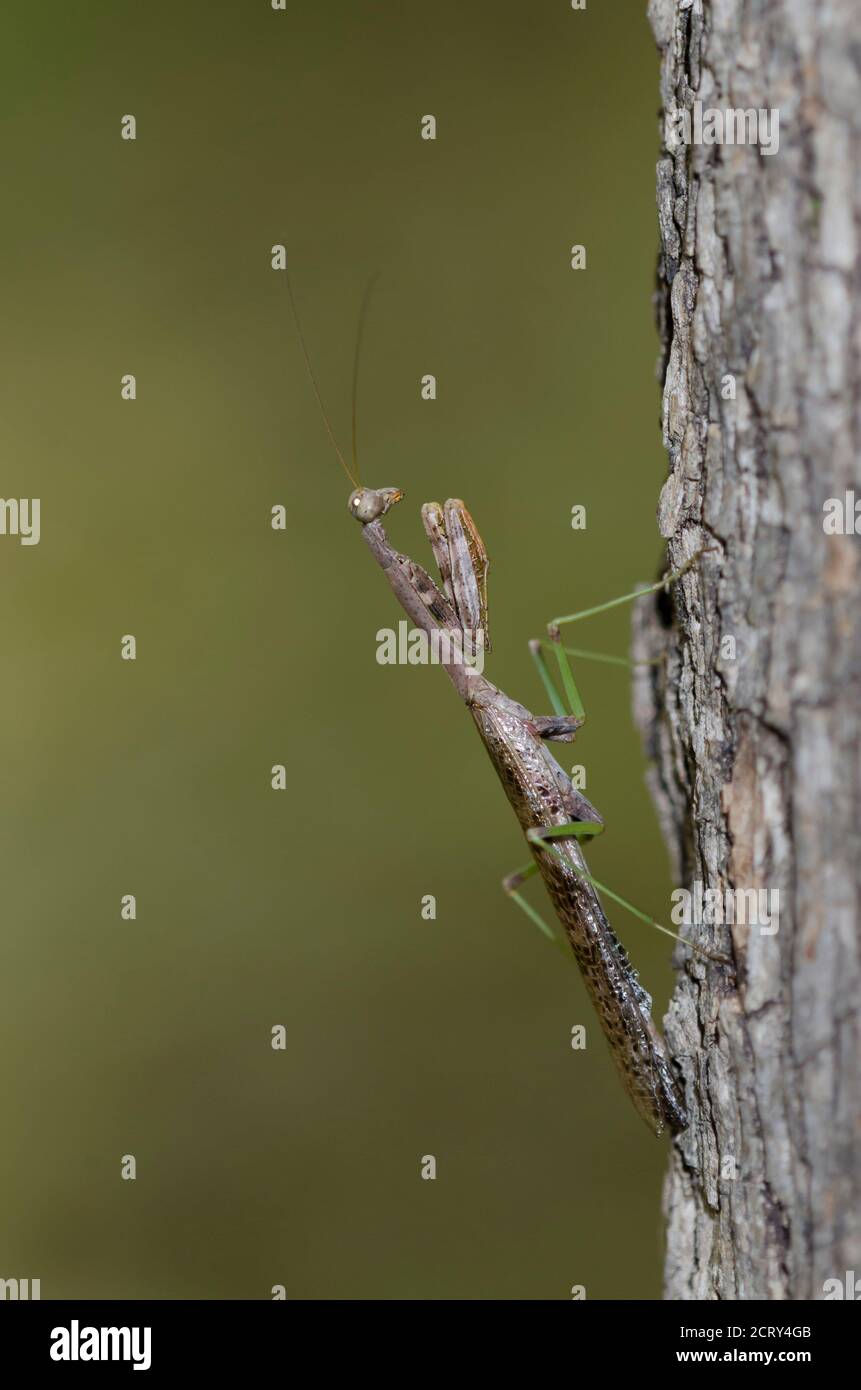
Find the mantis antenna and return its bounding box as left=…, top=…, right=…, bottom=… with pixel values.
left=285, top=262, right=381, bottom=491
left=284, top=263, right=359, bottom=488
left=351, top=270, right=381, bottom=482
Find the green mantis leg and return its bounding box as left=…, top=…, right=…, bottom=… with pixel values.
left=549, top=549, right=707, bottom=632
left=529, top=633, right=586, bottom=723
left=528, top=639, right=575, bottom=720
left=531, top=549, right=711, bottom=722
left=530, top=603, right=632, bottom=722
left=501, top=861, right=564, bottom=949
left=502, top=819, right=603, bottom=949
left=512, top=550, right=728, bottom=961
left=503, top=820, right=731, bottom=964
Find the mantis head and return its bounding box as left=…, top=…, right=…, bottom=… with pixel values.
left=348, top=487, right=404, bottom=524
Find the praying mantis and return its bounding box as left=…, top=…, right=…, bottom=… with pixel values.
left=287, top=272, right=721, bottom=1137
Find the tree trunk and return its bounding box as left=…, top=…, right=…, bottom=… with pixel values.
left=637, top=0, right=861, bottom=1299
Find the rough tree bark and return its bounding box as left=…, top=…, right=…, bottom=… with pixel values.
left=634, top=0, right=861, bottom=1299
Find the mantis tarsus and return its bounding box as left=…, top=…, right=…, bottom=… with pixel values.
left=288, top=272, right=723, bottom=1137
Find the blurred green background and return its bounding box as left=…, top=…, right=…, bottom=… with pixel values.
left=1, top=1, right=675, bottom=1299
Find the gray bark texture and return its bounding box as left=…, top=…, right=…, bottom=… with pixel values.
left=636, top=0, right=861, bottom=1299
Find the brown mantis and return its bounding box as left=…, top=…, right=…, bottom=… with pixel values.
left=286, top=272, right=722, bottom=1136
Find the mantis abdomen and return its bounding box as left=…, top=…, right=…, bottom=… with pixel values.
left=470, top=691, right=689, bottom=1136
